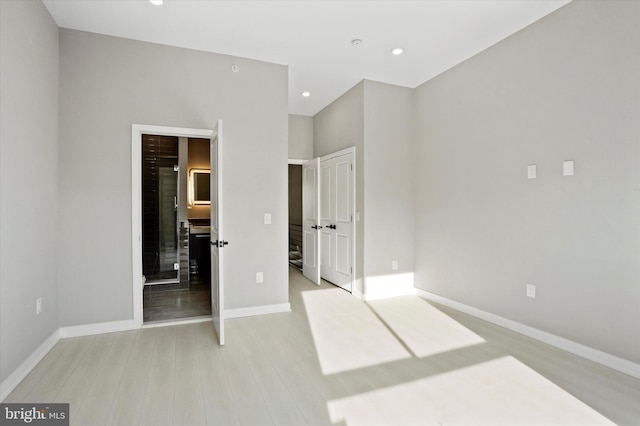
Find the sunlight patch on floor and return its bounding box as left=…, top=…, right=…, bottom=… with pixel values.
left=302, top=288, right=411, bottom=375
left=328, top=355, right=614, bottom=426
left=368, top=296, right=485, bottom=358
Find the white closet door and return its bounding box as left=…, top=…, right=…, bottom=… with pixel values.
left=320, top=152, right=353, bottom=292
left=302, top=158, right=321, bottom=285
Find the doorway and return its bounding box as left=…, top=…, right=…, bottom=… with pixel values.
left=288, top=163, right=303, bottom=270
left=132, top=124, right=224, bottom=340
left=140, top=134, right=212, bottom=323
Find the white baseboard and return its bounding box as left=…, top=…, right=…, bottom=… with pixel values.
left=352, top=287, right=364, bottom=300
left=59, top=319, right=138, bottom=338
left=1, top=330, right=60, bottom=402
left=225, top=303, right=291, bottom=319
left=415, top=288, right=640, bottom=379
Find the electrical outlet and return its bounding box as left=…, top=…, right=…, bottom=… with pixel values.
left=173, top=263, right=179, bottom=271
left=392, top=261, right=398, bottom=270
left=264, top=213, right=271, bottom=225
left=527, top=164, right=537, bottom=179
left=36, top=298, right=42, bottom=315
left=526, top=284, right=536, bottom=298
left=256, top=272, right=264, bottom=283
left=563, top=160, right=574, bottom=176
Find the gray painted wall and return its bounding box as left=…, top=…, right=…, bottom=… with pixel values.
left=413, top=0, right=640, bottom=363
left=363, top=81, right=415, bottom=294
left=0, top=0, right=59, bottom=383
left=58, top=29, right=289, bottom=325
left=288, top=114, right=313, bottom=160
left=313, top=81, right=416, bottom=297
left=314, top=82, right=365, bottom=294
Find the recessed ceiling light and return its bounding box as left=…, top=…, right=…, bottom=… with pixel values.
left=391, top=47, right=404, bottom=55
left=302, top=92, right=311, bottom=97
left=351, top=39, right=363, bottom=46
left=149, top=0, right=163, bottom=5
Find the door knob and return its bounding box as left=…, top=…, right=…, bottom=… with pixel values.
left=311, top=225, right=323, bottom=229
left=328, top=224, right=336, bottom=229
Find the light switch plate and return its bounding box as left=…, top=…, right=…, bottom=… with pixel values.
left=256, top=272, right=264, bottom=283
left=264, top=213, right=271, bottom=225
left=527, top=164, right=537, bottom=179
left=563, top=160, right=574, bottom=176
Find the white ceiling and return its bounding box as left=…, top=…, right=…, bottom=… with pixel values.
left=43, top=0, right=570, bottom=117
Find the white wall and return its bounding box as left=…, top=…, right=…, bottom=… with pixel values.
left=58, top=29, right=289, bottom=325
left=0, top=0, right=59, bottom=383
left=314, top=82, right=365, bottom=294
left=413, top=0, right=640, bottom=363
left=363, top=81, right=415, bottom=297
left=288, top=114, right=313, bottom=160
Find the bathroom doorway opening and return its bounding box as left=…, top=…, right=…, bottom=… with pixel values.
left=138, top=132, right=212, bottom=324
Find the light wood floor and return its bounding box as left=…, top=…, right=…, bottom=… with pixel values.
left=5, top=267, right=639, bottom=425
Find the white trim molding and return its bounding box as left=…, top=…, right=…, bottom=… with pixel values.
left=0, top=330, right=60, bottom=402
left=415, top=288, right=640, bottom=379
left=288, top=158, right=307, bottom=165
left=59, top=320, right=138, bottom=339
left=225, top=303, right=291, bottom=319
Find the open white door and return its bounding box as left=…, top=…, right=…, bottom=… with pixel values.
left=210, top=120, right=225, bottom=345
left=319, top=152, right=353, bottom=292
left=302, top=158, right=321, bottom=285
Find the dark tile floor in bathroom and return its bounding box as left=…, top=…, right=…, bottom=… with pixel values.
left=143, top=277, right=211, bottom=323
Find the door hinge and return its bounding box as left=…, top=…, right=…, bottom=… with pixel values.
left=350, top=164, right=353, bottom=171
left=351, top=267, right=353, bottom=274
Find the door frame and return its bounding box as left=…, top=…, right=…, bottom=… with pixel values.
left=131, top=124, right=215, bottom=327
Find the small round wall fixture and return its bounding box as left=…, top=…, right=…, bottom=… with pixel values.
left=391, top=47, right=404, bottom=55
left=302, top=92, right=311, bottom=97
left=351, top=39, right=363, bottom=46
left=231, top=64, right=240, bottom=73
left=149, top=0, right=163, bottom=5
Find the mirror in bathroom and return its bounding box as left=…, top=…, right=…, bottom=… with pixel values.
left=189, top=168, right=210, bottom=205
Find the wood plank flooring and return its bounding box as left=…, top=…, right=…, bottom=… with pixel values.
left=143, top=279, right=211, bottom=323
left=4, top=267, right=640, bottom=425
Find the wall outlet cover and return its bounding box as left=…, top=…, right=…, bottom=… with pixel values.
left=526, top=284, right=536, bottom=298
left=563, top=160, right=574, bottom=176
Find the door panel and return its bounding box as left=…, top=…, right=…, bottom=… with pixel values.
left=336, top=161, right=350, bottom=224
left=302, top=158, right=321, bottom=284
left=210, top=120, right=224, bottom=345
left=320, top=165, right=332, bottom=221
left=336, top=233, right=350, bottom=276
